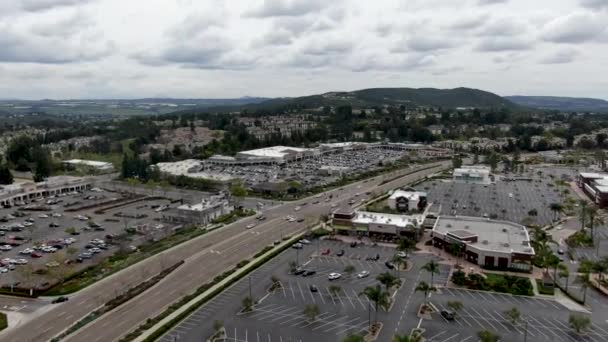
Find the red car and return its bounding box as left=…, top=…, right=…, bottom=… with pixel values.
left=321, top=249, right=331, bottom=255
left=31, top=252, right=43, bottom=258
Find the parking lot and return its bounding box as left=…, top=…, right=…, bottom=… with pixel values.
left=0, top=188, right=180, bottom=288
left=415, top=168, right=572, bottom=226
left=422, top=286, right=608, bottom=342
left=201, top=147, right=411, bottom=190
left=157, top=239, right=409, bottom=342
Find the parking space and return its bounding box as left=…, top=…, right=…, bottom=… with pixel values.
left=422, top=286, right=608, bottom=342
left=0, top=188, right=180, bottom=288
left=158, top=239, right=407, bottom=342
left=415, top=168, right=574, bottom=226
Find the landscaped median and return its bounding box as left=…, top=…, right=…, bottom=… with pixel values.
left=51, top=261, right=184, bottom=342
left=0, top=312, right=7, bottom=332
left=122, top=231, right=308, bottom=342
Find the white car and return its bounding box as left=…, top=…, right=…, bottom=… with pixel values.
left=52, top=213, right=62, bottom=217
left=328, top=272, right=342, bottom=280
left=246, top=223, right=256, bottom=229
left=1, top=258, right=15, bottom=264
left=20, top=248, right=34, bottom=255
left=0, top=245, right=12, bottom=251
left=46, top=261, right=60, bottom=268
left=14, top=258, right=28, bottom=265
left=0, top=268, right=8, bottom=273
left=299, top=239, right=311, bottom=245
left=357, top=271, right=370, bottom=278
left=89, top=248, right=101, bottom=254
left=42, top=246, right=57, bottom=253
left=397, top=252, right=407, bottom=258
left=23, top=222, right=34, bottom=227
left=294, top=206, right=301, bottom=212
left=38, top=214, right=49, bottom=218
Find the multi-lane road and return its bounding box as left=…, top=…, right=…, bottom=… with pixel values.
left=0, top=161, right=448, bottom=342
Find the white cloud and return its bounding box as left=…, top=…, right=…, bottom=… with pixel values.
left=0, top=0, right=606, bottom=99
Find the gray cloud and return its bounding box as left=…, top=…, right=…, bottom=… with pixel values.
left=404, top=36, right=455, bottom=52
left=20, top=0, right=96, bottom=12
left=304, top=39, right=353, bottom=55
left=541, top=12, right=607, bottom=43
left=580, top=0, right=608, bottom=10
left=540, top=48, right=580, bottom=64
left=446, top=15, right=488, bottom=31
left=257, top=29, right=293, bottom=46
left=478, top=17, right=527, bottom=36
left=475, top=37, right=532, bottom=51
left=478, top=0, right=509, bottom=5
left=0, top=29, right=112, bottom=64
left=350, top=53, right=436, bottom=72
left=245, top=0, right=327, bottom=18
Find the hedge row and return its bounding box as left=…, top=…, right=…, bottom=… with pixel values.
left=122, top=235, right=302, bottom=342
left=0, top=312, right=7, bottom=331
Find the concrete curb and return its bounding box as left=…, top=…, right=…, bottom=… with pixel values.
left=131, top=233, right=305, bottom=342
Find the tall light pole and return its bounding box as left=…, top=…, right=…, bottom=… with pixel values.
left=523, top=319, right=528, bottom=342
left=248, top=276, right=252, bottom=300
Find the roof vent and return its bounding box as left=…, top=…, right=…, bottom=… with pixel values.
left=464, top=225, right=470, bottom=229
left=502, top=228, right=508, bottom=233
left=482, top=240, right=489, bottom=245
left=503, top=243, right=509, bottom=247
left=446, top=223, right=452, bottom=228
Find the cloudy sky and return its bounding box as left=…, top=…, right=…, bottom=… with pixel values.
left=0, top=0, right=607, bottom=100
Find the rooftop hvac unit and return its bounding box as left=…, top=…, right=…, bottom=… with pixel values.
left=482, top=240, right=489, bottom=245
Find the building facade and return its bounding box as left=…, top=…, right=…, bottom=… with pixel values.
left=0, top=176, right=92, bottom=207
left=388, top=190, right=427, bottom=212
left=453, top=166, right=491, bottom=184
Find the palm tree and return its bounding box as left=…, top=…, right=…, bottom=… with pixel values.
left=569, top=314, right=591, bottom=334
left=447, top=300, right=463, bottom=317
left=422, top=260, right=440, bottom=286
left=329, top=285, right=342, bottom=297
left=504, top=307, right=521, bottom=325
left=558, top=264, right=570, bottom=291
left=579, top=200, right=588, bottom=230
left=360, top=285, right=389, bottom=324
left=397, top=238, right=415, bottom=258
left=549, top=202, right=563, bottom=222
left=415, top=281, right=436, bottom=304
left=377, top=272, right=398, bottom=293
left=344, top=265, right=356, bottom=278
left=586, top=206, right=604, bottom=243
left=392, top=254, right=405, bottom=277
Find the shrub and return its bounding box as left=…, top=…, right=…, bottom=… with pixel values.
left=0, top=312, right=6, bottom=331
left=451, top=270, right=466, bottom=286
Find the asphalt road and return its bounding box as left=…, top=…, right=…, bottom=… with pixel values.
left=0, top=161, right=448, bottom=342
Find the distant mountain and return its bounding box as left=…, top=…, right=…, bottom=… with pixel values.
left=208, top=87, right=518, bottom=112
left=506, top=96, right=608, bottom=112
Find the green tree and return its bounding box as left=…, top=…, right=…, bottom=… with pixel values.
left=415, top=281, right=436, bottom=304
left=230, top=182, right=248, bottom=208
left=397, top=238, right=415, bottom=258
left=558, top=264, right=570, bottom=291
left=32, top=147, right=51, bottom=182
left=586, top=205, right=604, bottom=243
left=579, top=200, right=588, bottom=231
left=360, top=285, right=390, bottom=324
left=477, top=330, right=499, bottom=342
left=303, top=304, right=320, bottom=322
left=342, top=334, right=365, bottom=342
left=329, top=285, right=342, bottom=297
left=447, top=300, right=463, bottom=316
left=241, top=296, right=253, bottom=312
left=569, top=314, right=591, bottom=334
left=0, top=164, right=14, bottom=185
left=549, top=202, right=563, bottom=222
left=486, top=152, right=500, bottom=171
left=344, top=265, right=356, bottom=278
left=377, top=271, right=398, bottom=293
left=452, top=155, right=463, bottom=169
left=504, top=307, right=521, bottom=325
left=422, top=260, right=440, bottom=286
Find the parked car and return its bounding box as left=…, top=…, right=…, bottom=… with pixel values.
left=336, top=250, right=345, bottom=257
left=357, top=271, right=370, bottom=278
left=441, top=310, right=455, bottom=321
left=291, top=243, right=303, bottom=249
left=303, top=270, right=316, bottom=277
left=246, top=223, right=256, bottom=229
left=385, top=261, right=395, bottom=269
left=321, top=249, right=331, bottom=255
left=328, top=272, right=342, bottom=280
left=397, top=252, right=407, bottom=258
left=350, top=241, right=357, bottom=248
left=49, top=222, right=60, bottom=228
left=0, top=245, right=12, bottom=251
left=366, top=254, right=380, bottom=261
left=299, top=239, right=311, bottom=245
left=309, top=284, right=318, bottom=292
left=31, top=252, right=43, bottom=258
left=294, top=268, right=306, bottom=275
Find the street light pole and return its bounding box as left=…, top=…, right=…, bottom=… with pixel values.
left=368, top=301, right=371, bottom=330
left=524, top=319, right=528, bottom=342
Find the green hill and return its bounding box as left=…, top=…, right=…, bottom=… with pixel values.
left=209, top=87, right=517, bottom=112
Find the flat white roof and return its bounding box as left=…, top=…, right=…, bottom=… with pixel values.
left=156, top=159, right=202, bottom=175
left=63, top=159, right=113, bottom=168
left=390, top=190, right=426, bottom=201
left=239, top=146, right=310, bottom=158
left=433, top=216, right=534, bottom=255
left=580, top=172, right=608, bottom=179
left=352, top=211, right=423, bottom=228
